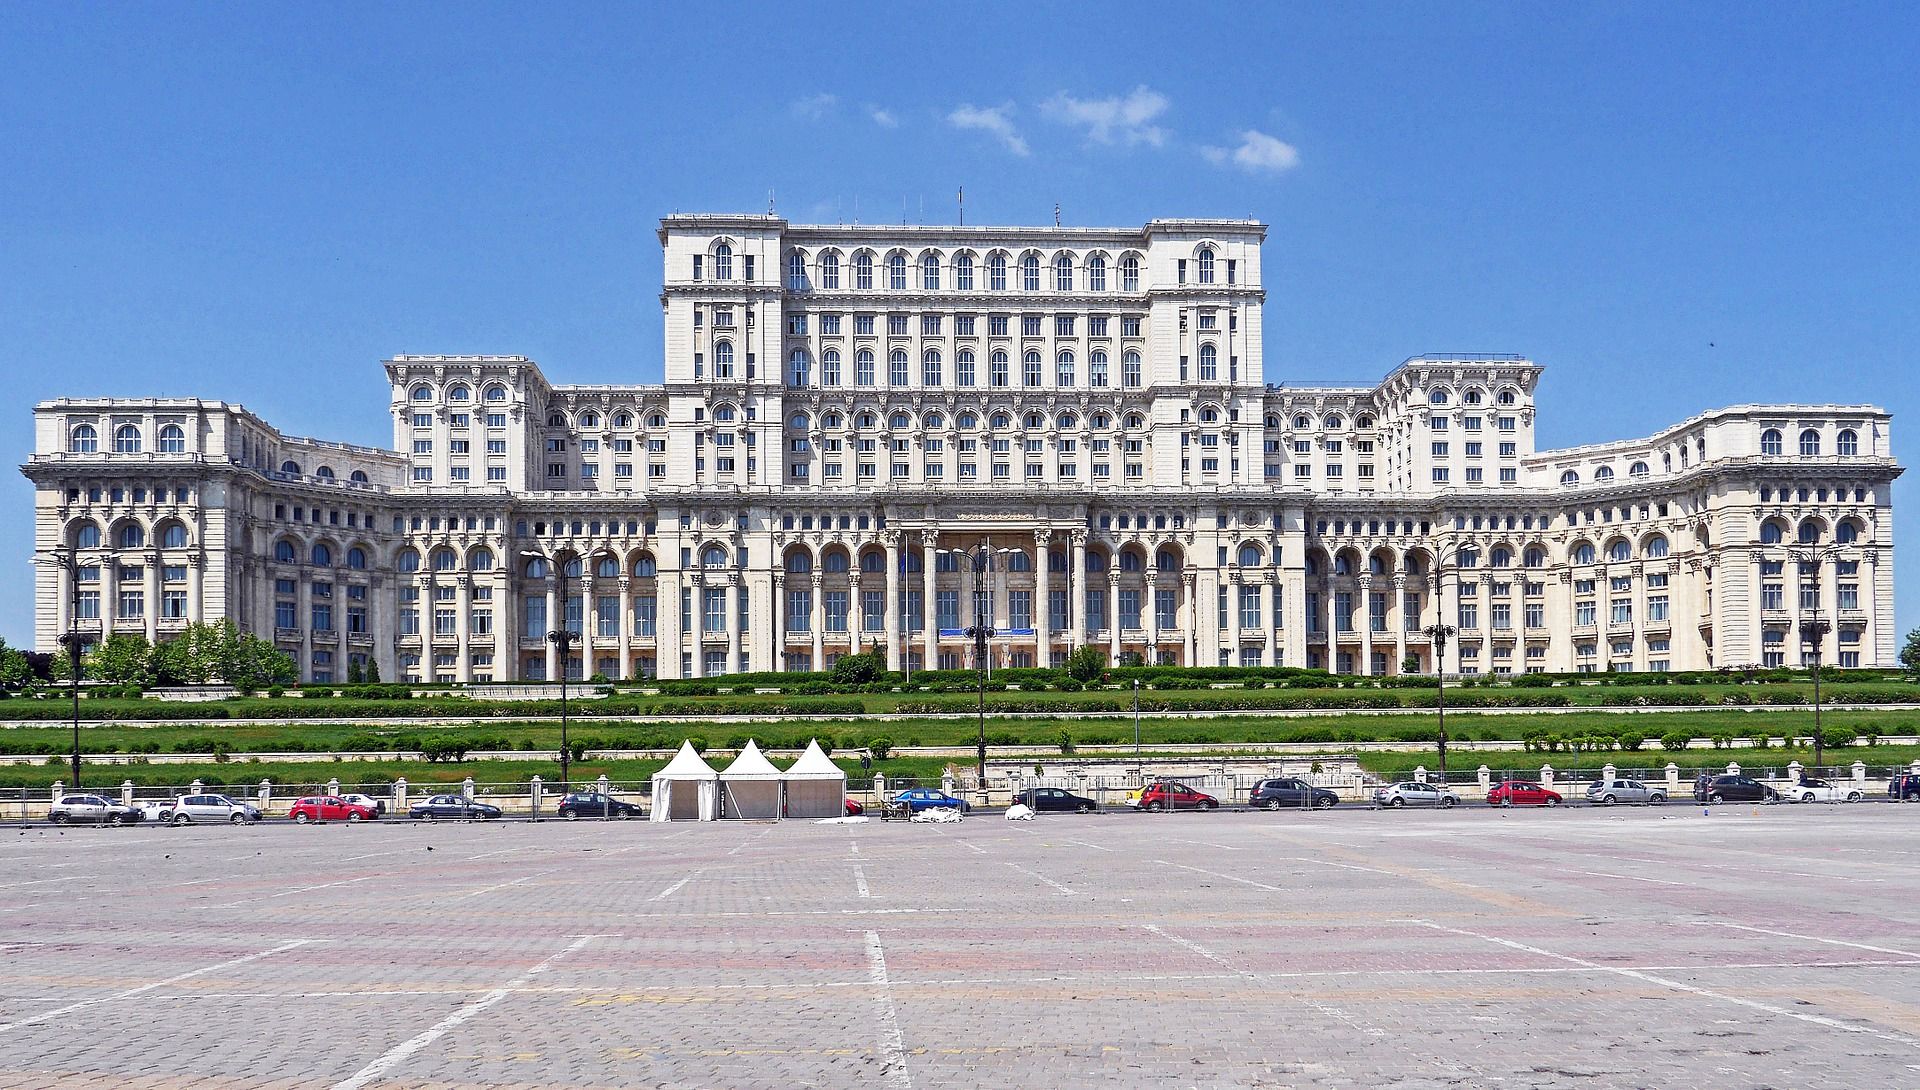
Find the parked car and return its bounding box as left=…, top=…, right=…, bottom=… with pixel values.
left=167, top=794, right=263, bottom=825
left=555, top=792, right=644, bottom=819
left=844, top=797, right=864, bottom=816
left=1780, top=777, right=1864, bottom=804
left=47, top=794, right=144, bottom=826
left=1134, top=781, right=1219, bottom=812
left=1373, top=782, right=1461, bottom=808
left=1887, top=772, right=1920, bottom=801
left=136, top=799, right=177, bottom=824
left=1486, top=780, right=1563, bottom=807
left=338, top=793, right=387, bottom=816
left=289, top=796, right=379, bottom=823
left=1584, top=779, right=1668, bottom=806
left=409, top=795, right=503, bottom=821
left=1692, top=775, right=1778, bottom=804
left=1248, top=777, right=1339, bottom=810
left=890, top=788, right=971, bottom=814
left=1012, top=787, right=1100, bottom=814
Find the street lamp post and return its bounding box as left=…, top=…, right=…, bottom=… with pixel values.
left=1132, top=677, right=1141, bottom=760
left=941, top=542, right=1004, bottom=786
left=1424, top=623, right=1457, bottom=777
left=1790, top=542, right=1846, bottom=772
left=49, top=550, right=82, bottom=791
left=522, top=550, right=593, bottom=794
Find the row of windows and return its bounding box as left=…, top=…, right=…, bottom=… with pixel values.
left=71, top=521, right=191, bottom=550
left=69, top=423, right=185, bottom=454
left=1759, top=427, right=1860, bottom=457
left=782, top=346, right=1150, bottom=390
left=779, top=249, right=1154, bottom=293
left=788, top=407, right=1154, bottom=434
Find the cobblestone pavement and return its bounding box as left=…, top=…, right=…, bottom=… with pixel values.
left=1, top=804, right=1917, bottom=1089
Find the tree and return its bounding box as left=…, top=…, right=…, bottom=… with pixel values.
left=86, top=634, right=154, bottom=685
left=364, top=658, right=381, bottom=683
left=1902, top=627, right=1920, bottom=674
left=346, top=659, right=363, bottom=684
left=1402, top=653, right=1421, bottom=674
left=0, top=637, right=31, bottom=691
left=1064, top=645, right=1106, bottom=683
left=830, top=643, right=884, bottom=685
left=145, top=621, right=295, bottom=690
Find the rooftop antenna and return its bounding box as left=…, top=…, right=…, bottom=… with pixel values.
left=853, top=195, right=859, bottom=225
left=901, top=195, right=907, bottom=225
left=958, top=186, right=964, bottom=226
left=918, top=194, right=924, bottom=224
left=1054, top=203, right=1062, bottom=227
left=768, top=188, right=776, bottom=215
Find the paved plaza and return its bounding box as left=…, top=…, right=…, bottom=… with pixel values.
left=1, top=805, right=1917, bottom=1089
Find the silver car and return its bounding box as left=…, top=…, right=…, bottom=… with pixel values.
left=167, top=794, right=262, bottom=825
left=47, top=794, right=144, bottom=825
left=1584, top=779, right=1668, bottom=806
left=1372, top=781, right=1461, bottom=808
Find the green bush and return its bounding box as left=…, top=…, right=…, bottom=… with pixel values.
left=866, top=737, right=893, bottom=761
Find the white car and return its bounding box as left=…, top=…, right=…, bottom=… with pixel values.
left=166, top=793, right=263, bottom=824
left=1779, top=777, right=1863, bottom=803
left=338, top=793, right=388, bottom=816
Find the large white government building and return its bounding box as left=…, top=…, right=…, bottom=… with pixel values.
left=24, top=214, right=1902, bottom=682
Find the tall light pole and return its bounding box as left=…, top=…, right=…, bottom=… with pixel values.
left=1424, top=623, right=1457, bottom=777
left=1132, top=677, right=1141, bottom=760
left=46, top=550, right=83, bottom=791
left=1790, top=541, right=1846, bottom=771
left=522, top=549, right=604, bottom=793
left=941, top=541, right=1005, bottom=785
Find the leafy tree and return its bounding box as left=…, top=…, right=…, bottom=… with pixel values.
left=0, top=637, right=31, bottom=690
left=86, top=634, right=154, bottom=685
left=364, top=658, right=381, bottom=683
left=1402, top=653, right=1421, bottom=674
left=1901, top=627, right=1920, bottom=674
left=830, top=644, right=885, bottom=685
left=1064, top=645, right=1106, bottom=683
left=346, top=659, right=363, bottom=684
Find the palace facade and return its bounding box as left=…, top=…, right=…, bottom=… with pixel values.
left=23, top=215, right=1902, bottom=682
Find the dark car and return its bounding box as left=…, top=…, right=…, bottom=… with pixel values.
left=1012, top=787, right=1099, bottom=814
left=890, top=788, right=971, bottom=814
left=1248, top=777, right=1338, bottom=810
left=555, top=792, right=644, bottom=819
left=1693, top=775, right=1778, bottom=804
left=1890, top=772, right=1920, bottom=801
left=409, top=795, right=503, bottom=820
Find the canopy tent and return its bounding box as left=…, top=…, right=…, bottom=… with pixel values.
left=650, top=741, right=718, bottom=822
left=718, top=740, right=784, bottom=819
left=783, top=739, right=847, bottom=819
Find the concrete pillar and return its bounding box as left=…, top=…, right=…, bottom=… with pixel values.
left=142, top=550, right=160, bottom=644
left=921, top=532, right=938, bottom=669
left=1540, top=765, right=1554, bottom=788
left=1181, top=571, right=1196, bottom=667
left=1144, top=573, right=1159, bottom=664
left=543, top=577, right=558, bottom=681
left=121, top=780, right=134, bottom=806
left=1107, top=573, right=1121, bottom=662
left=725, top=578, right=741, bottom=675
left=1357, top=575, right=1373, bottom=676
left=618, top=575, right=633, bottom=680
left=884, top=532, right=902, bottom=671
left=1476, top=766, right=1491, bottom=791
left=1227, top=571, right=1243, bottom=668
left=530, top=775, right=543, bottom=817
left=454, top=574, right=472, bottom=683
left=1263, top=573, right=1279, bottom=667
left=810, top=572, right=825, bottom=672
left=1787, top=760, right=1803, bottom=784
left=1069, top=530, right=1087, bottom=653
left=461, top=776, right=475, bottom=799
left=394, top=777, right=409, bottom=810
left=1033, top=528, right=1051, bottom=668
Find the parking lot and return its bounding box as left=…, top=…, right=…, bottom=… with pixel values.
left=1, top=805, right=1917, bottom=1089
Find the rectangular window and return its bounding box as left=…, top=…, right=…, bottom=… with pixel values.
left=824, top=590, right=848, bottom=633
left=1118, top=589, right=1141, bottom=630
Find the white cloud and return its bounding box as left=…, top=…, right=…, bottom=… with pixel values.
left=1201, top=129, right=1301, bottom=173
left=790, top=93, right=838, bottom=121
left=866, top=105, right=898, bottom=128
left=1041, top=85, right=1171, bottom=146
left=946, top=103, right=1029, bottom=156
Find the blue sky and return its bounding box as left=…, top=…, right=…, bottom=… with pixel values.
left=2, top=2, right=1916, bottom=646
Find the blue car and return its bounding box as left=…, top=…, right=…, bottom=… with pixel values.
left=891, top=788, right=971, bottom=813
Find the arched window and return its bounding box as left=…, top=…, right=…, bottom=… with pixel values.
left=547, top=411, right=567, bottom=427
left=1797, top=519, right=1821, bottom=545
left=1428, top=388, right=1451, bottom=405
left=73, top=522, right=101, bottom=549
left=785, top=551, right=812, bottom=574
left=579, top=411, right=599, bottom=429
left=1198, top=343, right=1217, bottom=381
left=411, top=385, right=433, bottom=402
left=1458, top=549, right=1480, bottom=569
left=157, top=425, right=186, bottom=453
left=1120, top=254, right=1140, bottom=291
left=1607, top=539, right=1631, bottom=563
left=312, top=543, right=333, bottom=567
left=921, top=252, right=940, bottom=290
left=922, top=348, right=942, bottom=387
left=821, top=347, right=841, bottom=386
left=471, top=548, right=495, bottom=571
left=889, top=349, right=909, bottom=386
left=115, top=522, right=146, bottom=552
left=1629, top=461, right=1649, bottom=478
left=1022, top=350, right=1042, bottom=387
left=431, top=548, right=458, bottom=571
left=349, top=470, right=368, bottom=484
left=1156, top=549, right=1180, bottom=573
left=889, top=411, right=912, bottom=431
left=860, top=551, right=885, bottom=573
left=1760, top=428, right=1783, bottom=455
left=1835, top=520, right=1859, bottom=544
left=1323, top=413, right=1343, bottom=430
left=1498, top=389, right=1517, bottom=406
left=1196, top=247, right=1215, bottom=284
left=1836, top=428, right=1859, bottom=456
left=595, top=556, right=619, bottom=578
left=1088, top=254, right=1106, bottom=291
left=787, top=251, right=807, bottom=291
left=954, top=252, right=973, bottom=290
left=1594, top=465, right=1614, bottom=481
left=1022, top=253, right=1041, bottom=291
left=1054, top=252, right=1073, bottom=291
left=160, top=523, right=188, bottom=549
left=484, top=384, right=507, bottom=402
left=447, top=385, right=470, bottom=402
left=1644, top=535, right=1669, bottom=559
left=819, top=251, right=840, bottom=289
left=69, top=424, right=97, bottom=453
left=1560, top=470, right=1579, bottom=486
left=346, top=547, right=367, bottom=570
left=988, top=252, right=1007, bottom=291
left=788, top=348, right=811, bottom=388
left=855, top=348, right=875, bottom=386
left=1523, top=546, right=1547, bottom=568
left=560, top=557, right=583, bottom=578
left=632, top=554, right=657, bottom=577
left=888, top=252, right=907, bottom=290
left=281, top=461, right=301, bottom=476
left=1238, top=544, right=1262, bottom=566
left=925, top=411, right=945, bottom=429
left=1122, top=350, right=1142, bottom=388
left=822, top=550, right=849, bottom=573
left=712, top=242, right=733, bottom=280
left=1464, top=389, right=1484, bottom=406
left=714, top=404, right=736, bottom=423
left=702, top=545, right=728, bottom=568
left=854, top=251, right=873, bottom=289
left=274, top=539, right=297, bottom=563
left=1119, top=550, right=1143, bottom=572
left=397, top=549, right=421, bottom=573
left=1056, top=350, right=1075, bottom=387
left=1758, top=521, right=1785, bottom=545
left=113, top=424, right=142, bottom=453
left=1799, top=429, right=1821, bottom=456
left=523, top=555, right=549, bottom=578
left=713, top=341, right=734, bottom=379
left=315, top=465, right=334, bottom=479
left=1490, top=547, right=1512, bottom=568
left=1089, top=349, right=1109, bottom=388
left=1572, top=542, right=1597, bottom=565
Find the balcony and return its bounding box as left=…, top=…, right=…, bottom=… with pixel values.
left=274, top=627, right=302, bottom=642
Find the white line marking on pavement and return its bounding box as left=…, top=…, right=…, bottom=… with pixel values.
left=452, top=872, right=546, bottom=901
left=1143, top=924, right=1238, bottom=972
left=465, top=846, right=539, bottom=861
left=651, top=875, right=695, bottom=901
left=0, top=876, right=95, bottom=891
left=1152, top=860, right=1284, bottom=892
left=1287, top=856, right=1399, bottom=877
left=998, top=860, right=1077, bottom=896
left=171, top=873, right=248, bottom=888
left=960, top=840, right=986, bottom=854
left=1404, top=919, right=1920, bottom=1049
left=330, top=935, right=597, bottom=1090
left=862, top=930, right=913, bottom=1090
left=337, top=848, right=420, bottom=864
left=1559, top=868, right=1687, bottom=887
left=1700, top=921, right=1920, bottom=959
left=0, top=938, right=320, bottom=1033
left=261, top=875, right=379, bottom=901
left=1142, top=924, right=1384, bottom=1037
left=1173, top=839, right=1242, bottom=851
left=1060, top=838, right=1113, bottom=853
left=853, top=863, right=872, bottom=899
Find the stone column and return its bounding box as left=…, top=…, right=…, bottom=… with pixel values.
left=1227, top=570, right=1243, bottom=667
left=618, top=575, right=633, bottom=680
left=883, top=531, right=901, bottom=671
left=810, top=571, right=825, bottom=672
left=543, top=576, right=559, bottom=682
left=1748, top=548, right=1764, bottom=667
left=297, top=570, right=313, bottom=682
left=101, top=559, right=116, bottom=639
left=688, top=572, right=705, bottom=679
left=1631, top=563, right=1648, bottom=672
left=142, top=550, right=159, bottom=643
left=1390, top=574, right=1407, bottom=674
left=1550, top=571, right=1574, bottom=672
left=1107, top=571, right=1121, bottom=662
left=1324, top=578, right=1339, bottom=672
left=921, top=531, right=938, bottom=670
left=454, top=573, right=472, bottom=683
left=1356, top=574, right=1374, bottom=676
left=1263, top=571, right=1278, bottom=667
left=1033, top=528, right=1051, bottom=668
left=187, top=553, right=203, bottom=624
left=1069, top=531, right=1087, bottom=653
left=581, top=574, right=598, bottom=677
left=726, top=576, right=741, bottom=675
left=847, top=572, right=863, bottom=657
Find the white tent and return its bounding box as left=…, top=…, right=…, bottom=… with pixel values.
left=783, top=739, right=847, bottom=819
left=650, top=741, right=718, bottom=822
left=718, top=740, right=784, bottom=819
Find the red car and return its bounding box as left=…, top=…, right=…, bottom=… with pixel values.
left=844, top=797, right=864, bottom=816
left=1134, top=781, right=1219, bottom=812
left=288, top=796, right=378, bottom=824
left=1487, top=780, right=1563, bottom=807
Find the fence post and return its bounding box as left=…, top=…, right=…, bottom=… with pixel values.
left=596, top=773, right=610, bottom=799
left=1540, top=764, right=1555, bottom=789
left=259, top=779, right=272, bottom=811
left=873, top=772, right=886, bottom=801
left=1787, top=760, right=1803, bottom=785
left=530, top=775, right=543, bottom=821
left=1852, top=761, right=1867, bottom=789
left=121, top=780, right=134, bottom=806
left=326, top=777, right=340, bottom=797
left=393, top=777, right=408, bottom=811
left=1727, top=761, right=1740, bottom=776
left=190, top=779, right=203, bottom=795
left=1602, top=763, right=1616, bottom=783
left=461, top=776, right=475, bottom=799
left=50, top=781, right=63, bottom=804
left=1665, top=763, right=1680, bottom=795
left=1413, top=765, right=1428, bottom=784
left=941, top=772, right=955, bottom=795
